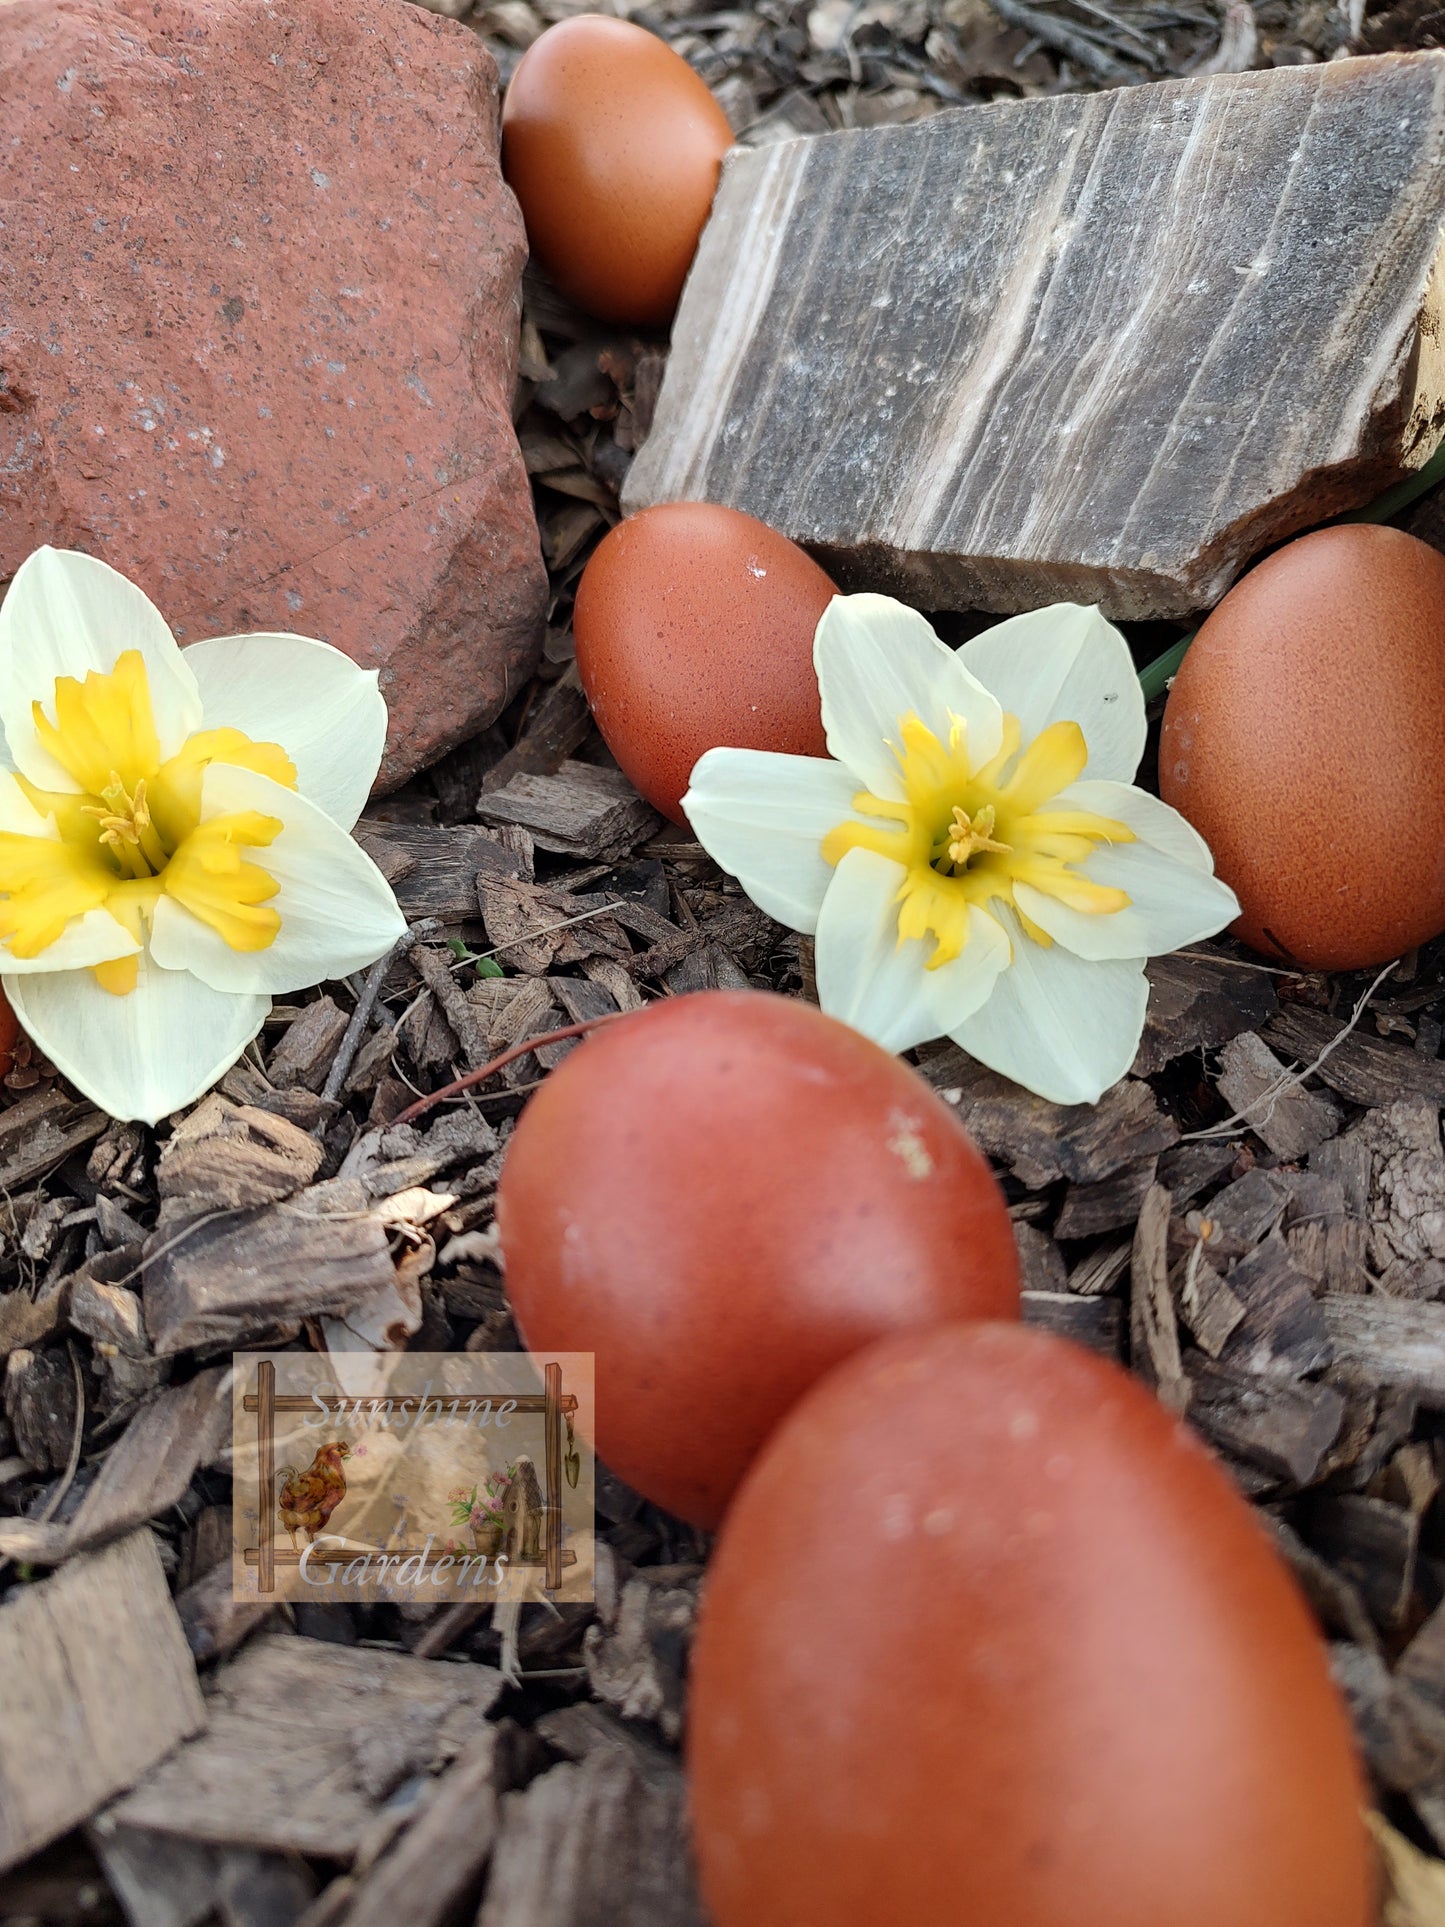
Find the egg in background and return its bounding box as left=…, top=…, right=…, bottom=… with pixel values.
left=1161, top=522, right=1445, bottom=970
left=501, top=17, right=734, bottom=327
left=574, top=502, right=837, bottom=824
left=690, top=1322, right=1374, bottom=1927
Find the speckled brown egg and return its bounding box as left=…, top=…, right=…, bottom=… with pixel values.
left=1160, top=522, right=1445, bottom=970
left=573, top=502, right=838, bottom=823
left=501, top=17, right=734, bottom=327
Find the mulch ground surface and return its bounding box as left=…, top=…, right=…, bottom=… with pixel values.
left=5, top=2, right=1445, bottom=1922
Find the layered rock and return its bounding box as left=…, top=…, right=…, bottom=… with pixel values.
left=627, top=56, right=1445, bottom=620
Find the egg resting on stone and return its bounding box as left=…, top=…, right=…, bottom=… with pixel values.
left=494, top=990, right=1019, bottom=1527
left=1160, top=522, right=1445, bottom=970
left=690, top=1321, right=1374, bottom=1927
left=574, top=503, right=837, bottom=823
left=501, top=16, right=733, bottom=327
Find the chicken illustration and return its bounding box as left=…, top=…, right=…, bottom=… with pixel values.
left=276, top=1441, right=351, bottom=1550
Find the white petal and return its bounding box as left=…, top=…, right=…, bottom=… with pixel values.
left=0, top=548, right=203, bottom=789
left=1016, top=841, right=1239, bottom=962
left=0, top=909, right=140, bottom=975
left=1046, top=779, right=1217, bottom=873
left=182, top=632, right=387, bottom=830
left=924, top=906, right=1013, bottom=1036
left=4, top=953, right=268, bottom=1125
left=958, top=604, right=1145, bottom=784
left=815, top=848, right=939, bottom=1052
left=148, top=762, right=406, bottom=995
left=683, top=748, right=860, bottom=935
left=816, top=851, right=1014, bottom=1054
left=815, top=595, right=1003, bottom=802
left=950, top=908, right=1148, bottom=1104
left=1032, top=777, right=1241, bottom=956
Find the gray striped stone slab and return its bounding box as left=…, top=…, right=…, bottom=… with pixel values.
left=624, top=55, right=1445, bottom=620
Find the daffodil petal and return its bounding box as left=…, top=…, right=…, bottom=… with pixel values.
left=4, top=953, right=268, bottom=1125
left=923, top=905, right=1013, bottom=1035
left=1000, top=719, right=1087, bottom=814
left=815, top=594, right=1003, bottom=802
left=0, top=770, right=54, bottom=837
left=0, top=548, right=203, bottom=791
left=683, top=748, right=860, bottom=935
left=148, top=761, right=405, bottom=994
left=1045, top=779, right=1217, bottom=873
left=957, top=604, right=1145, bottom=785
left=182, top=633, right=386, bottom=830
left=0, top=907, right=139, bottom=975
left=949, top=907, right=1148, bottom=1104
left=814, top=846, right=944, bottom=1053
left=1015, top=839, right=1239, bottom=962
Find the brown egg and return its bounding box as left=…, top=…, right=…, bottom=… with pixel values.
left=501, top=17, right=733, bottom=327
left=574, top=503, right=836, bottom=823
left=1160, top=522, right=1445, bottom=969
left=495, top=990, right=1019, bottom=1527
left=690, top=1322, right=1374, bottom=1927
left=0, top=985, right=18, bottom=1084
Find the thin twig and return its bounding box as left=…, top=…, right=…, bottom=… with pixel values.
left=322, top=920, right=439, bottom=1105
left=1068, top=0, right=1163, bottom=57
left=388, top=1046, right=431, bottom=1100
left=375, top=903, right=630, bottom=1016
left=1175, top=949, right=1315, bottom=978
left=987, top=0, right=1135, bottom=78
left=1182, top=959, right=1397, bottom=1142
left=414, top=1599, right=487, bottom=1660
left=392, top=1012, right=628, bottom=1127
left=111, top=1206, right=240, bottom=1289
left=473, top=900, right=630, bottom=963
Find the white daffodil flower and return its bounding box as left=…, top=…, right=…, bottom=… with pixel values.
left=683, top=594, right=1240, bottom=1106
left=0, top=547, right=407, bottom=1123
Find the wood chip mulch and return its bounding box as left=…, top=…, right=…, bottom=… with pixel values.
left=5, top=1, right=1445, bottom=1922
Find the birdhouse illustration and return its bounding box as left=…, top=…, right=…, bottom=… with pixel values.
left=501, top=1456, right=545, bottom=1563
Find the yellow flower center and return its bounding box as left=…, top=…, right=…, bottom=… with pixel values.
left=943, top=802, right=1011, bottom=868
left=821, top=710, right=1136, bottom=969
left=81, top=772, right=168, bottom=878
left=0, top=650, right=298, bottom=995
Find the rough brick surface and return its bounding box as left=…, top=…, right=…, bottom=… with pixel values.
left=0, top=0, right=546, bottom=788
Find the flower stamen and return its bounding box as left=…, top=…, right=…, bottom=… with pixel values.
left=942, top=803, right=1011, bottom=871
left=81, top=771, right=170, bottom=878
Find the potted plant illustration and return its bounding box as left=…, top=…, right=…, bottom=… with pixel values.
left=449, top=1466, right=515, bottom=1557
